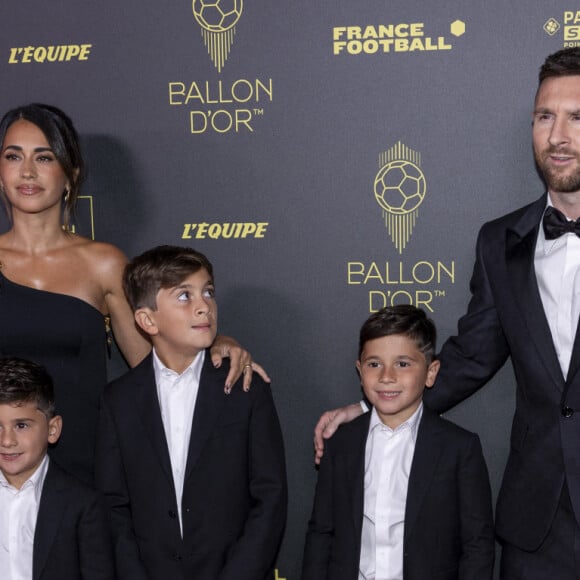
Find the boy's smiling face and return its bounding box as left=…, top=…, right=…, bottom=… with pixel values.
left=135, top=268, right=218, bottom=373
left=0, top=400, right=61, bottom=489
left=356, top=334, right=439, bottom=429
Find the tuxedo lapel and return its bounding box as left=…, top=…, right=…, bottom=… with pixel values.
left=565, top=318, right=580, bottom=385
left=184, top=352, right=226, bottom=480
left=33, top=464, right=68, bottom=580
left=134, top=356, right=174, bottom=484
left=505, top=195, right=564, bottom=388
left=404, top=408, right=443, bottom=541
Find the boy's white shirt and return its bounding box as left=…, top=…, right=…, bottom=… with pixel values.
left=0, top=454, right=49, bottom=580
left=359, top=403, right=423, bottom=580
left=153, top=348, right=204, bottom=536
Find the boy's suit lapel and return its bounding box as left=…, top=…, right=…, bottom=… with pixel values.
left=135, top=356, right=174, bottom=484
left=134, top=352, right=226, bottom=489
left=403, top=407, right=444, bottom=541
left=350, top=415, right=370, bottom=536
left=33, top=463, right=67, bottom=580
left=184, top=351, right=227, bottom=481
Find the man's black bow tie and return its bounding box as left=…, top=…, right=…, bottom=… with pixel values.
left=543, top=206, right=580, bottom=239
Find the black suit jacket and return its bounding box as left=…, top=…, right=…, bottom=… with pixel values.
left=33, top=460, right=115, bottom=580
left=301, top=406, right=494, bottom=580
left=95, top=351, right=287, bottom=580
left=425, top=193, right=580, bottom=551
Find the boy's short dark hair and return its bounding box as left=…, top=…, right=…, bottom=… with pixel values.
left=358, top=305, right=437, bottom=363
left=123, top=245, right=214, bottom=311
left=0, top=357, right=56, bottom=418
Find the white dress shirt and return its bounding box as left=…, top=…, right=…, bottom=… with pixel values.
left=0, top=454, right=49, bottom=580
left=535, top=195, right=580, bottom=378
left=359, top=404, right=423, bottom=580
left=153, top=348, right=204, bottom=535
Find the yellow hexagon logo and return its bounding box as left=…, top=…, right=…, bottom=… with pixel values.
left=450, top=20, right=466, bottom=37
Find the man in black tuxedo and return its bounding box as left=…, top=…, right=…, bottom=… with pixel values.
left=314, top=47, right=580, bottom=578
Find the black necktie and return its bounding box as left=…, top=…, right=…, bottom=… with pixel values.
left=542, top=206, right=580, bottom=239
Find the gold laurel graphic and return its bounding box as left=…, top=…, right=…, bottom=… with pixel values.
left=374, top=141, right=426, bottom=254
left=200, top=28, right=236, bottom=73
left=384, top=211, right=418, bottom=255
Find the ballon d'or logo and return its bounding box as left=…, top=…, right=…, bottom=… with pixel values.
left=373, top=141, right=426, bottom=254
left=192, top=0, right=243, bottom=73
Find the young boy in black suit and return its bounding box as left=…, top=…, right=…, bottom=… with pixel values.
left=95, top=245, right=287, bottom=580
left=0, top=356, right=115, bottom=580
left=302, top=305, right=494, bottom=580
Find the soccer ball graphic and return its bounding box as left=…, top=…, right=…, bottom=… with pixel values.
left=192, top=0, right=243, bottom=32
left=374, top=160, right=426, bottom=214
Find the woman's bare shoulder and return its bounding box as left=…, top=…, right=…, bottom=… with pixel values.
left=75, top=237, right=128, bottom=269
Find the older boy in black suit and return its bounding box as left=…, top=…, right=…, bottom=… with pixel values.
left=95, top=245, right=287, bottom=580
left=0, top=357, right=115, bottom=580
left=302, top=306, right=494, bottom=580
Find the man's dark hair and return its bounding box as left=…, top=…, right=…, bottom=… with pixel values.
left=539, top=47, right=580, bottom=84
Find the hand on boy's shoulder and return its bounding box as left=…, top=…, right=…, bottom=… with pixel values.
left=317, top=411, right=371, bottom=460
left=101, top=349, right=274, bottom=405
left=214, top=357, right=271, bottom=396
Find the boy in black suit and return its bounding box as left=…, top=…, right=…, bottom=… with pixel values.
left=95, top=245, right=287, bottom=580
left=0, top=356, right=115, bottom=580
left=302, top=305, right=494, bottom=580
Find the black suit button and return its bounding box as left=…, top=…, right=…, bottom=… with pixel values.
left=168, top=510, right=177, bottom=518
left=172, top=553, right=182, bottom=561
left=562, top=406, right=574, bottom=418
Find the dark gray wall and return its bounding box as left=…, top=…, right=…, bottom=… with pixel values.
left=1, top=1, right=575, bottom=577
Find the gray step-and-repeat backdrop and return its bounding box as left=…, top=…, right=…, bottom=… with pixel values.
left=1, top=1, right=577, bottom=577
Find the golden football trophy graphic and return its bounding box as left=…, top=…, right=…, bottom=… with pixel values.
left=192, top=0, right=243, bottom=72
left=374, top=141, right=426, bottom=254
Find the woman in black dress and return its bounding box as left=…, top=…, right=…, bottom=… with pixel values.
left=0, top=103, right=263, bottom=482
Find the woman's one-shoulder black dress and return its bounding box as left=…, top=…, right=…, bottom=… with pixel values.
left=0, top=271, right=109, bottom=483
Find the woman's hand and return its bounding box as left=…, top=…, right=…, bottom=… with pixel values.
left=211, top=335, right=271, bottom=393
